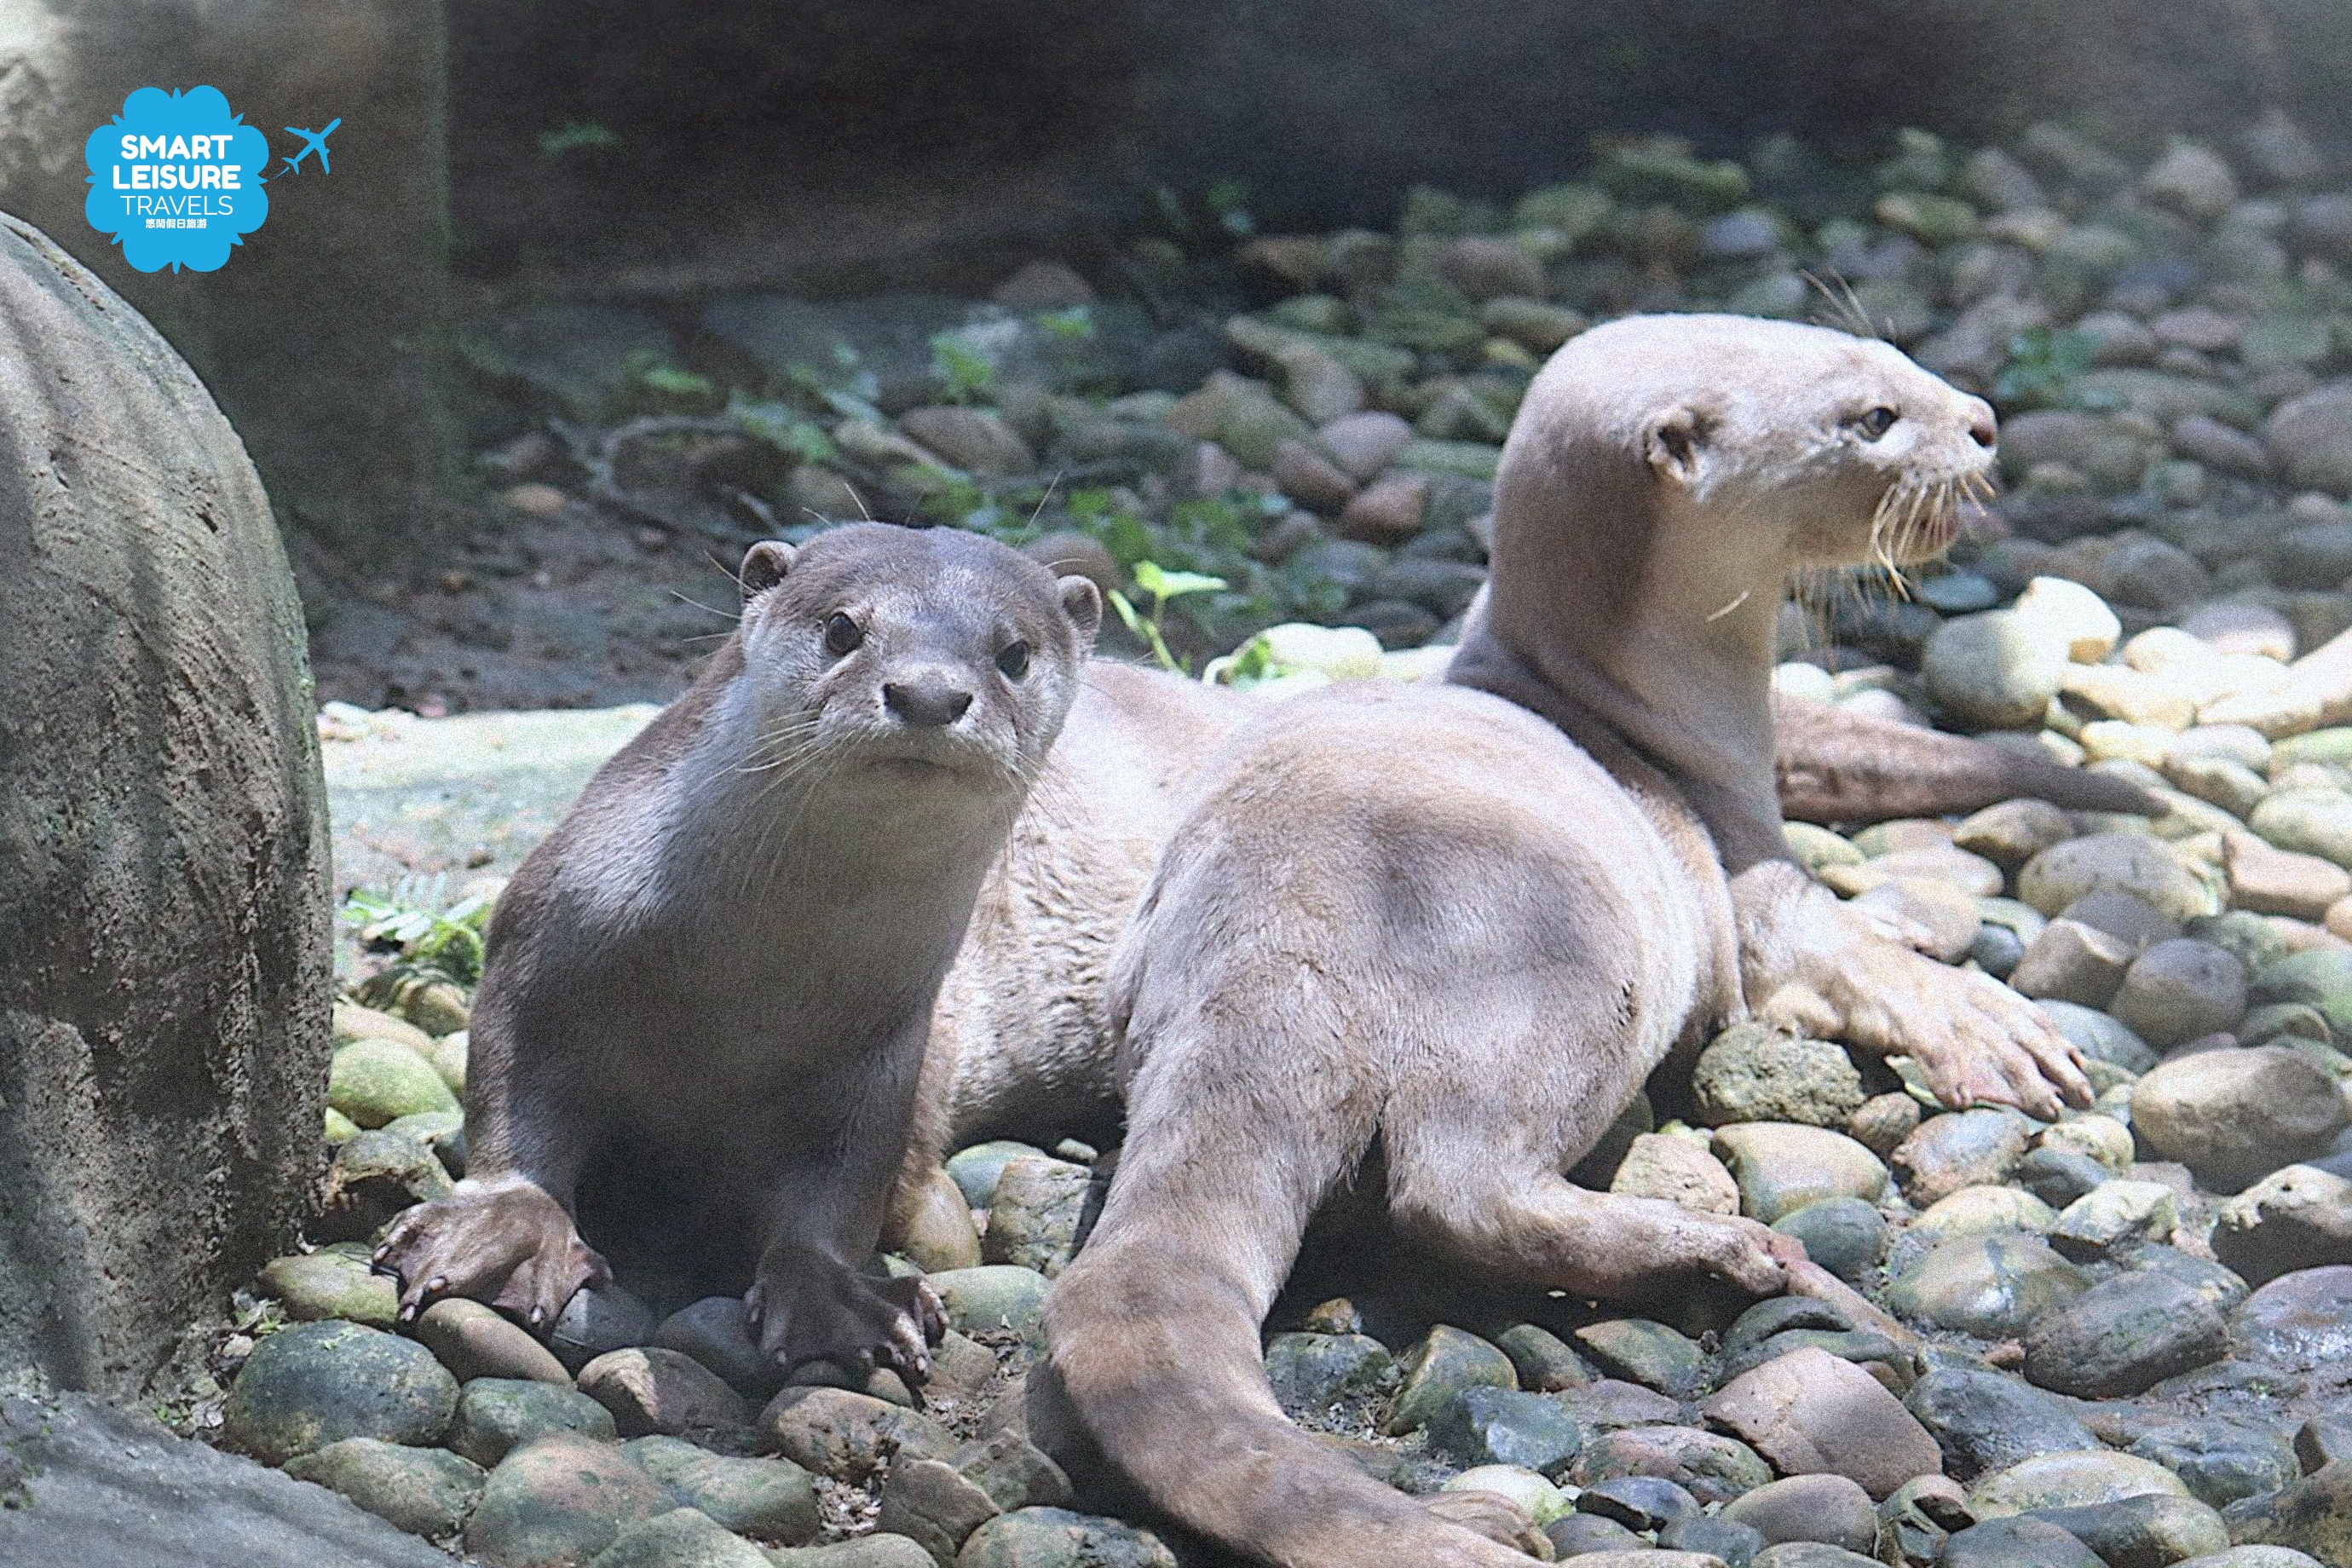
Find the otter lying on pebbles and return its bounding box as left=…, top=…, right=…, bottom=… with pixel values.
left=376, top=522, right=1100, bottom=1381
left=1033, top=316, right=2093, bottom=1566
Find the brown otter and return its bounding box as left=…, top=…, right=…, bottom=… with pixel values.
left=375, top=522, right=1100, bottom=1381
left=1029, top=315, right=2093, bottom=1565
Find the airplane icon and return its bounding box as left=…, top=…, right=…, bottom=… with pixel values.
left=280, top=118, right=342, bottom=175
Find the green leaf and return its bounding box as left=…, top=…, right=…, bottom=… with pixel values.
left=1133, top=560, right=1227, bottom=599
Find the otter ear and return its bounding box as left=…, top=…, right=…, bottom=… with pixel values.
left=739, top=540, right=795, bottom=599
left=1642, top=405, right=1714, bottom=486
left=1057, top=575, right=1104, bottom=646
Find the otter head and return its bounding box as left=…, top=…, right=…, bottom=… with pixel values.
left=733, top=522, right=1101, bottom=798
left=1489, top=314, right=1997, bottom=641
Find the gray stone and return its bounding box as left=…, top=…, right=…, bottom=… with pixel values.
left=1429, top=1386, right=1583, bottom=1479
left=1892, top=1110, right=2032, bottom=1205
left=1905, top=1367, right=2101, bottom=1480
left=1610, top=1133, right=1743, bottom=1214
left=1924, top=611, right=2070, bottom=729
left=2264, top=386, right=2352, bottom=496
left=1969, top=1450, right=2191, bottom=1518
left=654, top=1297, right=786, bottom=1401
left=0, top=216, right=330, bottom=1400
left=2033, top=1493, right=2231, bottom=1566
left=2108, top=940, right=2249, bottom=1048
left=954, top=1507, right=1178, bottom=1567
left=2037, top=1000, right=2161, bottom=1075
left=2022, top=1272, right=2228, bottom=1397
left=770, top=1537, right=937, bottom=1568
left=980, top=1156, right=1092, bottom=1277
left=1491, top=1323, right=1594, bottom=1392
left=1885, top=1235, right=2091, bottom=1338
left=2017, top=834, right=2221, bottom=924
left=282, top=1438, right=485, bottom=1541
left=221, top=1322, right=459, bottom=1467
left=898, top=407, right=1035, bottom=477
left=584, top=1507, right=767, bottom=1568
left=2020, top=1145, right=2119, bottom=1208
left=1747, top=1543, right=1882, bottom=1567
left=2249, top=948, right=2352, bottom=1038
left=1942, top=1515, right=2104, bottom=1568
left=1771, top=1198, right=1888, bottom=1283
left=1386, top=1324, right=1518, bottom=1434
left=1661, top=1511, right=1769, bottom=1564
left=2237, top=1265, right=2352, bottom=1365
left=757, top=1386, right=954, bottom=1484
left=551, top=1283, right=660, bottom=1375
left=450, top=1378, right=618, bottom=1469
left=1570, top=1424, right=1776, bottom=1506
left=463, top=1433, right=677, bottom=1568
left=2219, top=1461, right=2352, bottom=1566
left=2049, top=1179, right=2176, bottom=1259
left=2214, top=1165, right=2352, bottom=1285
left=1693, top=1025, right=1867, bottom=1128
left=1722, top=1473, right=1877, bottom=1552
left=314, top=1130, right=455, bottom=1242
left=579, top=1347, right=752, bottom=1440
left=1711, top=1123, right=1888, bottom=1223
left=1544, top=1513, right=1649, bottom=1556
left=1263, top=1332, right=1398, bottom=1419
left=930, top=1266, right=1052, bottom=1338
left=0, top=1388, right=456, bottom=1568
left=2130, top=1045, right=2348, bottom=1191
left=944, top=1141, right=1049, bottom=1210
left=1574, top=1317, right=1706, bottom=1399
left=2130, top=1419, right=2300, bottom=1510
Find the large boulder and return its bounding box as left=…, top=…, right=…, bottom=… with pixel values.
left=0, top=213, right=330, bottom=1398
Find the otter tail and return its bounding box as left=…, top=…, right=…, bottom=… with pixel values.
left=1035, top=1138, right=1532, bottom=1568
left=1773, top=694, right=2158, bottom=825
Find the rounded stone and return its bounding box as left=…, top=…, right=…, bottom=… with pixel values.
left=1444, top=1464, right=1570, bottom=1526
left=1903, top=1366, right=2101, bottom=1479
left=417, top=1298, right=573, bottom=1386
left=583, top=1507, right=769, bottom=1568
left=220, top=1320, right=459, bottom=1467
left=2130, top=1045, right=2349, bottom=1191
left=1771, top=1197, right=1888, bottom=1283
left=1386, top=1324, right=1518, bottom=1434
left=1911, top=1185, right=2059, bottom=1242
left=979, top=1156, right=1092, bottom=1277
left=1570, top=1424, right=1776, bottom=1506
left=928, top=1266, right=1052, bottom=1339
left=2018, top=833, right=2221, bottom=923
left=2237, top=1265, right=2352, bottom=1364
left=1968, top=1450, right=2190, bottom=1518
left=551, top=1283, right=659, bottom=1375
left=1722, top=1473, right=1878, bottom=1552
left=955, top=1507, right=1179, bottom=1568
left=1573, top=1318, right=1705, bottom=1399
left=1923, top=610, right=2070, bottom=729
left=1701, top=1346, right=1942, bottom=1501
left=2247, top=948, right=2352, bottom=1038
left=1428, top=1386, right=1583, bottom=1479
left=579, top=1347, right=752, bottom=1439
left=1609, top=1133, right=1742, bottom=1214
left=328, top=1039, right=462, bottom=1130
left=654, top=1297, right=787, bottom=1402
left=256, top=1250, right=401, bottom=1330
left=451, top=1377, right=618, bottom=1468
left=1710, top=1123, right=1889, bottom=1224
left=2108, top=940, right=2248, bottom=1048
left=282, top=1437, right=486, bottom=1540
left=1693, top=1026, right=1867, bottom=1129
left=2021, top=1272, right=2229, bottom=1397
left=1892, top=1110, right=2032, bottom=1205
left=943, top=1141, right=1048, bottom=1209
left=757, top=1386, right=954, bottom=1484
left=1885, top=1235, right=2091, bottom=1338
left=462, top=1432, right=677, bottom=1568
left=1848, top=1093, right=1921, bottom=1157
left=1263, top=1332, right=1398, bottom=1420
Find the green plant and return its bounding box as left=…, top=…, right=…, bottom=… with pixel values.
left=1992, top=327, right=2095, bottom=409
left=536, top=119, right=620, bottom=157
left=1035, top=306, right=1095, bottom=341
left=729, top=395, right=838, bottom=465
left=929, top=331, right=998, bottom=404
left=1109, top=559, right=1228, bottom=673
left=344, top=885, right=492, bottom=989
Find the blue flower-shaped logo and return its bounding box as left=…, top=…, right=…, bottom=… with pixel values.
left=84, top=87, right=271, bottom=273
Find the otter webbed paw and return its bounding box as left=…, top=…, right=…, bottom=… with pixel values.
left=1421, top=1490, right=1554, bottom=1558
left=1758, top=938, right=2093, bottom=1120
left=746, top=1260, right=946, bottom=1385
left=372, top=1174, right=609, bottom=1329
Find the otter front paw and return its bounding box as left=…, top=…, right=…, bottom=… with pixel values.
left=1421, top=1490, right=1551, bottom=1557
left=1759, top=943, right=2092, bottom=1118
left=373, top=1174, right=609, bottom=1328
left=745, top=1262, right=945, bottom=1384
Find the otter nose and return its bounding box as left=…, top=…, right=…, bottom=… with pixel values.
left=1965, top=401, right=1997, bottom=449
left=883, top=677, right=973, bottom=728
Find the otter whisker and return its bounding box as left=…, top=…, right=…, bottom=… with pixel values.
left=1705, top=588, right=1753, bottom=622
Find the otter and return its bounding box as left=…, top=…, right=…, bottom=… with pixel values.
left=1029, top=316, right=2092, bottom=1566
left=375, top=522, right=1101, bottom=1381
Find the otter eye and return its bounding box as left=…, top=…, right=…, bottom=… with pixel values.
left=995, top=640, right=1030, bottom=679
left=1855, top=406, right=1899, bottom=440
left=823, top=612, right=863, bottom=657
